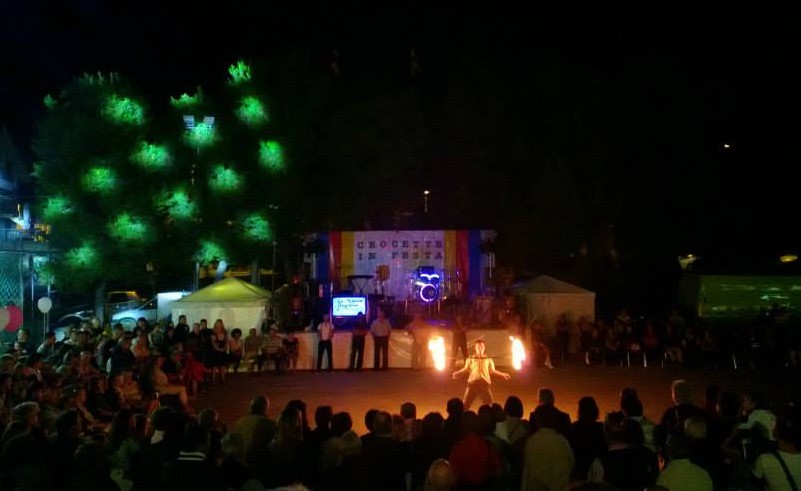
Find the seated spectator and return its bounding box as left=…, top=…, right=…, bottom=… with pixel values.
left=37, top=331, right=57, bottom=360
left=443, top=398, right=464, bottom=450
left=569, top=396, right=606, bottom=481
left=228, top=328, right=244, bottom=374
left=523, top=406, right=575, bottom=491
left=105, top=409, right=143, bottom=489
left=144, top=351, right=193, bottom=413
left=530, top=387, right=571, bottom=436
left=243, top=327, right=263, bottom=374
left=400, top=401, right=422, bottom=442
left=265, top=406, right=312, bottom=488
left=162, top=422, right=225, bottom=491
left=262, top=327, right=286, bottom=373
left=622, top=396, right=657, bottom=452
left=450, top=411, right=502, bottom=490
left=220, top=432, right=256, bottom=491
left=424, top=458, right=457, bottom=491
left=309, top=405, right=334, bottom=447
left=233, top=395, right=277, bottom=469
left=109, top=337, right=135, bottom=375
left=362, top=410, right=409, bottom=491
left=496, top=396, right=528, bottom=446
left=331, top=411, right=361, bottom=458
left=657, top=379, right=705, bottom=457
left=657, top=432, right=714, bottom=491
left=753, top=406, right=801, bottom=491
left=601, top=416, right=659, bottom=491
left=740, top=390, right=777, bottom=442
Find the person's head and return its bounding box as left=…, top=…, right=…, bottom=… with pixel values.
left=250, top=395, right=269, bottom=416
left=55, top=409, right=81, bottom=438
left=743, top=390, right=766, bottom=413
left=473, top=339, right=486, bottom=357
left=504, top=396, right=523, bottom=418
left=424, top=459, right=456, bottom=491
left=231, top=328, right=242, bottom=340
left=717, top=391, right=740, bottom=421
left=248, top=327, right=257, bottom=337
left=199, top=407, right=219, bottom=427
left=421, top=412, right=445, bottom=439
left=119, top=336, right=132, bottom=350
left=112, top=324, right=124, bottom=339
left=477, top=405, right=495, bottom=435
left=277, top=406, right=304, bottom=443
left=12, top=401, right=40, bottom=427
left=620, top=387, right=639, bottom=404
left=538, top=387, right=555, bottom=406
left=322, top=313, right=330, bottom=322
left=578, top=396, right=600, bottom=422
left=684, top=416, right=707, bottom=442
left=446, top=398, right=464, bottom=417
left=17, top=329, right=29, bottom=343
left=621, top=396, right=644, bottom=418
left=192, top=322, right=201, bottom=333
left=213, top=319, right=225, bottom=333
left=330, top=412, right=353, bottom=437
left=200, top=319, right=208, bottom=329
left=286, top=399, right=308, bottom=426
left=671, top=380, right=692, bottom=405
left=315, top=405, right=333, bottom=430
left=44, top=331, right=56, bottom=345
left=178, top=315, right=187, bottom=325
left=150, top=407, right=175, bottom=433
left=372, top=410, right=393, bottom=436
left=705, top=384, right=721, bottom=409
left=401, top=402, right=417, bottom=420
left=364, top=409, right=379, bottom=432
left=182, top=422, right=210, bottom=454
left=491, top=403, right=506, bottom=423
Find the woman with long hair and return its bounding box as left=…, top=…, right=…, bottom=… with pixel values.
left=210, top=319, right=229, bottom=384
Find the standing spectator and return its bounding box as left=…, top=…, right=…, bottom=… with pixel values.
left=370, top=308, right=392, bottom=371
left=348, top=312, right=368, bottom=371
left=173, top=315, right=190, bottom=347
left=406, top=313, right=428, bottom=370
left=208, top=319, right=229, bottom=384
left=316, top=313, right=335, bottom=372
left=283, top=330, right=300, bottom=373
left=555, top=313, right=572, bottom=366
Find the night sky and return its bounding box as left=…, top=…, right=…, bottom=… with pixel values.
left=2, top=3, right=800, bottom=292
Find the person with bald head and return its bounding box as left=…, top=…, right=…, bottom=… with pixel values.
left=233, top=395, right=277, bottom=468
left=425, top=459, right=457, bottom=491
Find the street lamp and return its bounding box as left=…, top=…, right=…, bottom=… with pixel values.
left=423, top=189, right=430, bottom=214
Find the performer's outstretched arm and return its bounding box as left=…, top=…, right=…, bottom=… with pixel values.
left=489, top=358, right=511, bottom=380
left=451, top=362, right=469, bottom=379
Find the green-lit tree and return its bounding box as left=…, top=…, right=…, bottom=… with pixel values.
left=35, top=63, right=287, bottom=319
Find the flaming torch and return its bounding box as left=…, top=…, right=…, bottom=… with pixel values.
left=509, top=335, right=526, bottom=370
left=428, top=336, right=446, bottom=371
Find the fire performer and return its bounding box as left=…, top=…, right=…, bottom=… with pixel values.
left=451, top=339, right=511, bottom=410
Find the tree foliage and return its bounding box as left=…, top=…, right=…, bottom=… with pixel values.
left=34, top=65, right=286, bottom=292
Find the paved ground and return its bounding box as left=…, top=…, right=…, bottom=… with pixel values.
left=197, top=363, right=798, bottom=434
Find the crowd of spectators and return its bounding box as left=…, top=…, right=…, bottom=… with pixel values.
left=2, top=317, right=801, bottom=490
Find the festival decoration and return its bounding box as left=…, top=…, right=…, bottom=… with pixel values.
left=104, top=94, right=144, bottom=125
left=258, top=140, right=285, bottom=171
left=82, top=167, right=117, bottom=193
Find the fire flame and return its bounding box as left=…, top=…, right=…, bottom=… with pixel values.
left=428, top=336, right=446, bottom=371
left=510, top=335, right=526, bottom=370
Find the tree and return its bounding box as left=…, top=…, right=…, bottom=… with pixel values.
left=34, top=63, right=288, bottom=319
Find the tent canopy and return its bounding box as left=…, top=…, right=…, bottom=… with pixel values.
left=515, top=276, right=596, bottom=343
left=171, top=278, right=271, bottom=331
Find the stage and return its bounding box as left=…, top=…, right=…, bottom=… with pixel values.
left=196, top=363, right=797, bottom=434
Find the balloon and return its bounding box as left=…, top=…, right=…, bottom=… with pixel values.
left=5, top=305, right=23, bottom=332
left=0, top=308, right=9, bottom=330
left=37, top=297, right=53, bottom=314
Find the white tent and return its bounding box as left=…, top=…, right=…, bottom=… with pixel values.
left=516, top=275, right=596, bottom=338
left=170, top=278, right=271, bottom=332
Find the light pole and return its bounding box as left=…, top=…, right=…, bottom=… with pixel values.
left=423, top=189, right=430, bottom=214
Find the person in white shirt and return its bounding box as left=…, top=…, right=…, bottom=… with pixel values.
left=740, top=390, right=777, bottom=441
left=753, top=408, right=801, bottom=491
left=317, top=313, right=335, bottom=371
left=451, top=339, right=511, bottom=410
left=657, top=433, right=713, bottom=491
left=370, top=309, right=392, bottom=371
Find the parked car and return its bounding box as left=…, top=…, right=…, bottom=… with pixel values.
left=111, top=297, right=157, bottom=330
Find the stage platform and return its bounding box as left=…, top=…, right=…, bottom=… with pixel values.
left=292, top=327, right=516, bottom=370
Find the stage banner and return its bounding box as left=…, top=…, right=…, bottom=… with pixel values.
left=351, top=230, right=446, bottom=299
